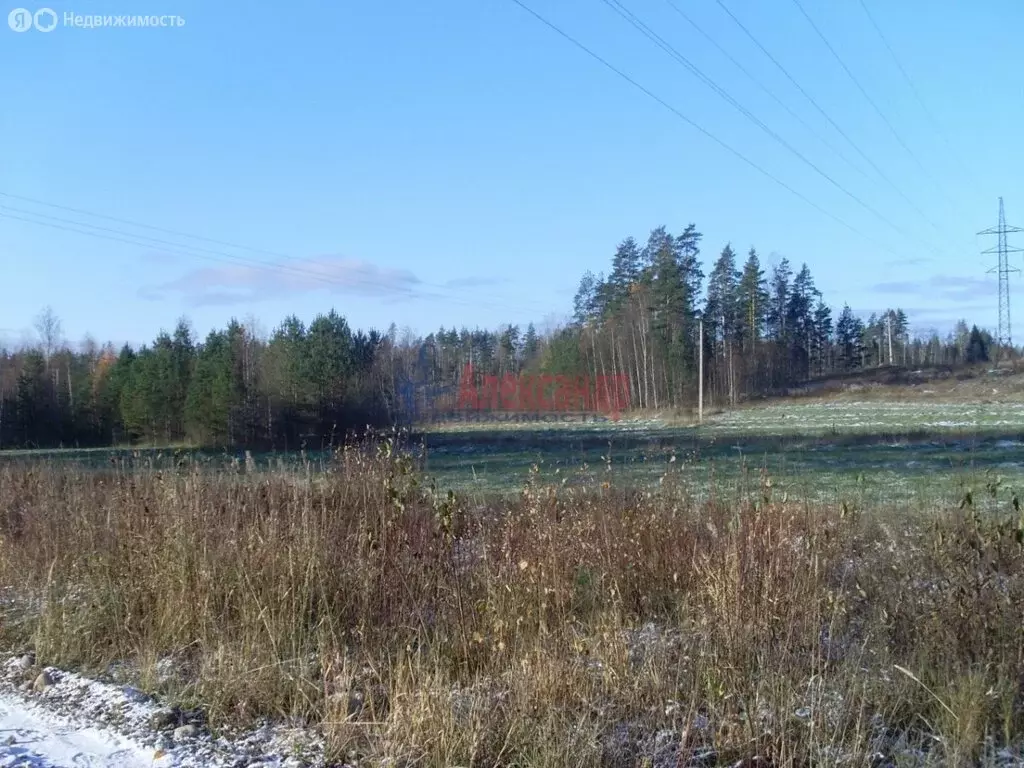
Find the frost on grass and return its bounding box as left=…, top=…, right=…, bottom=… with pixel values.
left=702, top=401, right=1024, bottom=436
left=0, top=656, right=328, bottom=767
left=2, top=450, right=1024, bottom=766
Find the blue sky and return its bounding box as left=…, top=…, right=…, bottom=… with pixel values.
left=1, top=0, right=1022, bottom=349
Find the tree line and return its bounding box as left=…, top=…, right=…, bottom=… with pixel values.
left=0, top=309, right=387, bottom=449
left=0, top=224, right=1004, bottom=449
left=552, top=225, right=1000, bottom=409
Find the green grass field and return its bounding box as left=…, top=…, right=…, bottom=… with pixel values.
left=4, top=399, right=1023, bottom=512
left=3, top=396, right=1024, bottom=765
left=415, top=400, right=1024, bottom=510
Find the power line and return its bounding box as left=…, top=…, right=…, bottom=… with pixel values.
left=663, top=0, right=872, bottom=185
left=712, top=0, right=955, bottom=247
left=0, top=203, right=405, bottom=293
left=0, top=192, right=558, bottom=315
left=789, top=0, right=959, bottom=213
left=0, top=206, right=438, bottom=302
left=0, top=191, right=443, bottom=292
left=664, top=0, right=953, bottom=249
left=0, top=190, right=291, bottom=262
left=0, top=191, right=434, bottom=300
left=979, top=197, right=1023, bottom=355
left=503, top=0, right=912, bottom=262
left=855, top=0, right=985, bottom=199
left=596, top=0, right=946, bottom=257
left=0, top=207, right=550, bottom=316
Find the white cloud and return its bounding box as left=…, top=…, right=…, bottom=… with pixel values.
left=140, top=254, right=424, bottom=307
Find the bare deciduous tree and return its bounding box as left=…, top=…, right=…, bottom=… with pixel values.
left=34, top=306, right=63, bottom=366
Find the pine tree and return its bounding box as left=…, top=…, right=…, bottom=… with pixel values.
left=607, top=237, right=642, bottom=312
left=15, top=351, right=47, bottom=446
left=185, top=329, right=238, bottom=446
left=542, top=326, right=585, bottom=375
left=675, top=224, right=704, bottom=380
left=119, top=346, right=155, bottom=442
left=705, top=243, right=741, bottom=403
left=705, top=244, right=740, bottom=346
left=170, top=318, right=195, bottom=438
left=835, top=305, right=864, bottom=371
left=522, top=323, right=540, bottom=369
left=737, top=248, right=768, bottom=358
left=767, top=258, right=792, bottom=343
left=266, top=316, right=311, bottom=446
left=966, top=325, right=990, bottom=363
left=647, top=228, right=686, bottom=403
left=786, top=264, right=818, bottom=381
left=812, top=299, right=833, bottom=375
left=573, top=272, right=599, bottom=326
left=306, top=310, right=354, bottom=441
left=499, top=325, right=520, bottom=374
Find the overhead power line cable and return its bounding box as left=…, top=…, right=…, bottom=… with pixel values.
left=855, top=0, right=985, bottom=200
left=0, top=205, right=444, bottom=302
left=712, top=0, right=958, bottom=246
left=0, top=190, right=294, bottom=263
left=789, top=0, right=960, bottom=213
left=503, top=0, right=916, bottom=262
left=0, top=203, right=402, bottom=292
left=663, top=0, right=954, bottom=248
left=0, top=207, right=551, bottom=315
left=662, top=0, right=872, bottom=185
left=0, top=192, right=557, bottom=314
left=596, top=0, right=947, bottom=257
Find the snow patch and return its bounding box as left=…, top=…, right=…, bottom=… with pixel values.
left=0, top=657, right=329, bottom=767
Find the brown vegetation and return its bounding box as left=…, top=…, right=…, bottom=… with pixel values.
left=0, top=440, right=1022, bottom=766
left=763, top=362, right=1024, bottom=405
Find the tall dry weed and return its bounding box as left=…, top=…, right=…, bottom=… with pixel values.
left=0, top=440, right=1022, bottom=765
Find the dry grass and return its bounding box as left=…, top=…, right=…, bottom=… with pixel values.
left=775, top=363, right=1024, bottom=406
left=0, top=436, right=1023, bottom=766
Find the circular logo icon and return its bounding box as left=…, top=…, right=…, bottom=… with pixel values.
left=33, top=7, right=57, bottom=31
left=8, top=7, right=33, bottom=31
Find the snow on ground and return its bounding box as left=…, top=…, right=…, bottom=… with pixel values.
left=702, top=400, right=1024, bottom=434
left=0, top=656, right=328, bottom=768
left=1, top=652, right=1023, bottom=767
left=0, top=691, right=153, bottom=767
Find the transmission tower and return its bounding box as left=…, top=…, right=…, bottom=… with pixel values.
left=979, top=198, right=1022, bottom=357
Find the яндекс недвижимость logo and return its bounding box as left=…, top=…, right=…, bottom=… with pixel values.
left=8, top=7, right=56, bottom=31
left=8, top=8, right=185, bottom=31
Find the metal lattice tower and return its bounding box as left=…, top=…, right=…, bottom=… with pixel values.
left=979, top=198, right=1023, bottom=355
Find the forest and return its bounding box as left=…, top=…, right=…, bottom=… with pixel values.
left=0, top=223, right=998, bottom=449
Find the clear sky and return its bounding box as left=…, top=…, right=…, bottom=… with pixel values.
left=1, top=0, right=1022, bottom=349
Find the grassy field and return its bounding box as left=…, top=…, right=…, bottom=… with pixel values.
left=2, top=394, right=1023, bottom=763
left=0, top=433, right=1022, bottom=766
left=4, top=399, right=1023, bottom=512
left=413, top=401, right=1024, bottom=514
